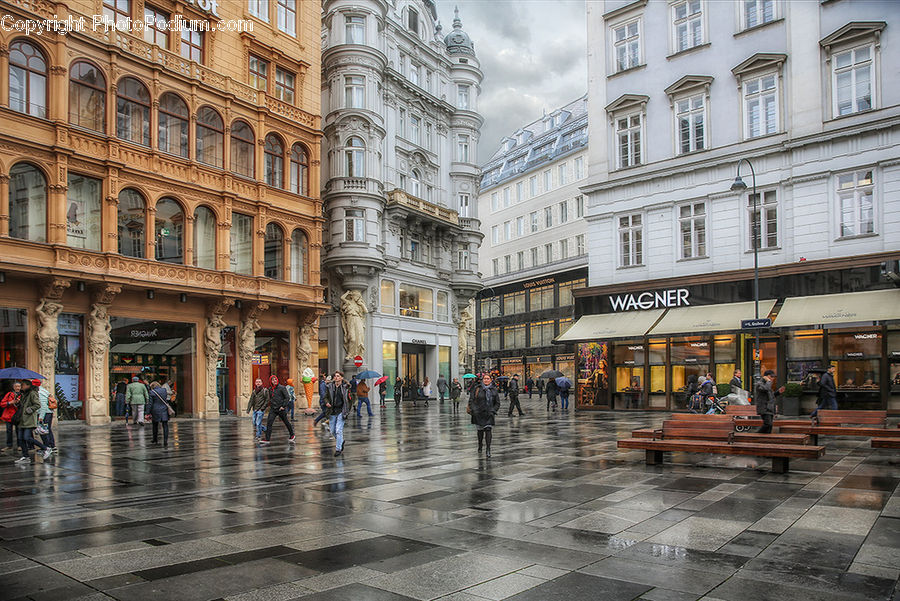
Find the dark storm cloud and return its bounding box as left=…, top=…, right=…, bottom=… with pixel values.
left=437, top=1, right=587, bottom=163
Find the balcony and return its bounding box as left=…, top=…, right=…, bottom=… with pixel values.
left=386, top=189, right=459, bottom=226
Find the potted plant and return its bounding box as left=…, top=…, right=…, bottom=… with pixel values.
left=781, top=382, right=803, bottom=416
left=716, top=383, right=732, bottom=398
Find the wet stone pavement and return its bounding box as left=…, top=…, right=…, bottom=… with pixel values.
left=1, top=403, right=899, bottom=601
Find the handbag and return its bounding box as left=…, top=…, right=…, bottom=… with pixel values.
left=151, top=388, right=175, bottom=417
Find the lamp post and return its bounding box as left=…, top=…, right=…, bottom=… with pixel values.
left=729, top=159, right=760, bottom=385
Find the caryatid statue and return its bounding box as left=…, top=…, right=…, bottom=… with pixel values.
left=340, top=289, right=367, bottom=362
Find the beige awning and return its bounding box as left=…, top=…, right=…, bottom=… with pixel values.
left=555, top=309, right=664, bottom=342
left=648, top=300, right=777, bottom=335
left=774, top=289, right=900, bottom=327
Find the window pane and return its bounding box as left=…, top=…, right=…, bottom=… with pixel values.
left=9, top=163, right=47, bottom=242
left=118, top=189, right=145, bottom=258
left=230, top=213, right=253, bottom=274
left=66, top=174, right=102, bottom=251
left=155, top=198, right=184, bottom=264
left=193, top=206, right=216, bottom=269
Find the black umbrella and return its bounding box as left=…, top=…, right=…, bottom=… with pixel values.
left=539, top=369, right=564, bottom=379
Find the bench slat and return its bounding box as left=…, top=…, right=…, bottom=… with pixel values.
left=630, top=428, right=810, bottom=445
left=778, top=426, right=900, bottom=437
left=618, top=438, right=825, bottom=459
left=872, top=438, right=900, bottom=449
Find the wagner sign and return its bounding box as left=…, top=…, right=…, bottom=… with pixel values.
left=609, top=289, right=690, bottom=312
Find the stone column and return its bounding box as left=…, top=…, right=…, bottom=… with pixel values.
left=238, top=302, right=268, bottom=409
left=85, top=285, right=120, bottom=425
left=0, top=174, right=9, bottom=236
left=202, top=298, right=233, bottom=418
left=35, top=278, right=71, bottom=393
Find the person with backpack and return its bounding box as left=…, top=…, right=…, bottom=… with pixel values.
left=147, top=380, right=172, bottom=446
left=16, top=380, right=51, bottom=463
left=36, top=384, right=57, bottom=453
left=261, top=375, right=295, bottom=445
left=1, top=381, right=22, bottom=453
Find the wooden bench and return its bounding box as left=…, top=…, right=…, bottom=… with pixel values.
left=631, top=419, right=811, bottom=446
left=777, top=410, right=899, bottom=445
left=617, top=437, right=825, bottom=473
left=872, top=438, right=900, bottom=449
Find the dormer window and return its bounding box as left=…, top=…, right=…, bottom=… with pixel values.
left=408, top=7, right=418, bottom=34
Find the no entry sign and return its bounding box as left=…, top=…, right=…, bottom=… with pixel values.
left=354, top=355, right=363, bottom=367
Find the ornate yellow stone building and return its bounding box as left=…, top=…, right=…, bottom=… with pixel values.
left=0, top=0, right=324, bottom=423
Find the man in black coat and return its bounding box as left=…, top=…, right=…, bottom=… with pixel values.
left=730, top=370, right=743, bottom=391
left=507, top=374, right=524, bottom=417
left=755, top=369, right=784, bottom=434
left=812, top=365, right=838, bottom=417
left=261, top=375, right=295, bottom=444
left=525, top=376, right=534, bottom=398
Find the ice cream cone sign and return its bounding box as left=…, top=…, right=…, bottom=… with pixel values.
left=301, top=367, right=316, bottom=409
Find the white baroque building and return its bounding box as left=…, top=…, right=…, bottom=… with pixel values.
left=319, top=0, right=484, bottom=388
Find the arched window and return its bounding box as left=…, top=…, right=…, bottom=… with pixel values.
left=116, top=77, right=150, bottom=145
left=158, top=93, right=188, bottom=157
left=66, top=174, right=102, bottom=251
left=8, top=163, right=47, bottom=242
left=230, top=121, right=255, bottom=178
left=289, top=143, right=309, bottom=196
left=345, top=136, right=365, bottom=177
left=264, top=134, right=285, bottom=188
left=410, top=169, right=421, bottom=197
left=69, top=61, right=106, bottom=132
left=155, top=198, right=184, bottom=264
left=290, top=229, right=307, bottom=284
left=193, top=206, right=216, bottom=269
left=196, top=107, right=224, bottom=168
left=264, top=222, right=284, bottom=279
left=9, top=41, right=47, bottom=118
left=117, top=188, right=145, bottom=258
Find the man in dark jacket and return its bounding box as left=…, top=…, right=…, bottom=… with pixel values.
left=507, top=374, right=524, bottom=416
left=468, top=373, right=501, bottom=457
left=261, top=376, right=295, bottom=444
left=755, top=369, right=783, bottom=434
left=437, top=374, right=448, bottom=403
left=812, top=365, right=838, bottom=417
left=525, top=376, right=534, bottom=398
left=325, top=371, right=351, bottom=456
left=730, top=370, right=743, bottom=391
left=246, top=379, right=270, bottom=439
left=545, top=378, right=558, bottom=411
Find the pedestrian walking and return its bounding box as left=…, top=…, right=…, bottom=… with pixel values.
left=507, top=374, right=524, bottom=416
left=394, top=376, right=403, bottom=407
left=811, top=365, right=837, bottom=417
left=755, top=369, right=783, bottom=434
left=356, top=379, right=373, bottom=417
left=423, top=377, right=432, bottom=406
left=36, top=384, right=57, bottom=453
left=450, top=377, right=462, bottom=411
left=114, top=377, right=127, bottom=417
left=545, top=378, right=558, bottom=411
left=246, top=378, right=270, bottom=440
left=324, top=371, right=351, bottom=456
left=286, top=378, right=296, bottom=421
left=559, top=378, right=572, bottom=411
left=1, top=381, right=21, bottom=453
left=261, top=376, right=295, bottom=444
left=126, top=376, right=148, bottom=426
left=437, top=374, right=448, bottom=403
left=147, top=381, right=172, bottom=446
left=525, top=376, right=534, bottom=399
left=315, top=374, right=329, bottom=427
left=16, top=380, right=50, bottom=463
left=468, top=373, right=500, bottom=457
left=537, top=379, right=545, bottom=399
left=378, top=379, right=387, bottom=407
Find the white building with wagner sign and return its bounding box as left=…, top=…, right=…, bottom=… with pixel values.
left=319, top=1, right=484, bottom=392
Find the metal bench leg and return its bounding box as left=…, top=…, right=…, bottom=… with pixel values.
left=772, top=457, right=789, bottom=474
left=646, top=449, right=664, bottom=465
left=810, top=434, right=818, bottom=446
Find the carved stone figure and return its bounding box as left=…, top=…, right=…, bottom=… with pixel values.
left=297, top=323, right=315, bottom=371
left=457, top=305, right=473, bottom=367
left=204, top=299, right=233, bottom=414
left=86, top=285, right=119, bottom=422
left=340, top=289, right=367, bottom=362
left=35, top=300, right=63, bottom=388
left=238, top=303, right=268, bottom=407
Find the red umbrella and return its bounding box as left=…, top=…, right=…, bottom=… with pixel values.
left=375, top=376, right=388, bottom=385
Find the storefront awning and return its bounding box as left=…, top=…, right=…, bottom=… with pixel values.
left=555, top=309, right=664, bottom=342
left=648, top=300, right=777, bottom=336
left=774, top=289, right=900, bottom=327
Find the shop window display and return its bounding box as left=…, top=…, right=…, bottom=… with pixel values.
left=253, top=330, right=290, bottom=385
left=577, top=342, right=608, bottom=406
left=889, top=330, right=900, bottom=411
left=56, top=314, right=84, bottom=420
left=648, top=339, right=667, bottom=408
left=829, top=330, right=881, bottom=405
left=786, top=330, right=825, bottom=391
left=670, top=336, right=710, bottom=406
left=0, top=308, right=27, bottom=396
left=613, top=341, right=644, bottom=409
left=714, top=335, right=737, bottom=388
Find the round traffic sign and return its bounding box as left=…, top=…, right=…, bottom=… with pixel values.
left=354, top=355, right=363, bottom=367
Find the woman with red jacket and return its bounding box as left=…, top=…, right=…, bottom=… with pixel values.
left=1, top=381, right=22, bottom=452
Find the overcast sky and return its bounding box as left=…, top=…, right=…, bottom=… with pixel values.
left=435, top=1, right=588, bottom=164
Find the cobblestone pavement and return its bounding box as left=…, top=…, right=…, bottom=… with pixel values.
left=2, top=401, right=899, bottom=601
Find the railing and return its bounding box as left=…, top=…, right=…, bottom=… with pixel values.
left=386, top=189, right=459, bottom=226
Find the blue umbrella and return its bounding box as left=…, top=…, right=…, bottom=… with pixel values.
left=0, top=367, right=46, bottom=380
left=355, top=370, right=381, bottom=380
left=555, top=377, right=572, bottom=390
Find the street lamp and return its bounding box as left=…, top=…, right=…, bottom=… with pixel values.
left=730, top=158, right=760, bottom=385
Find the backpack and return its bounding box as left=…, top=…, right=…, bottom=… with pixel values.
left=48, top=395, right=58, bottom=410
